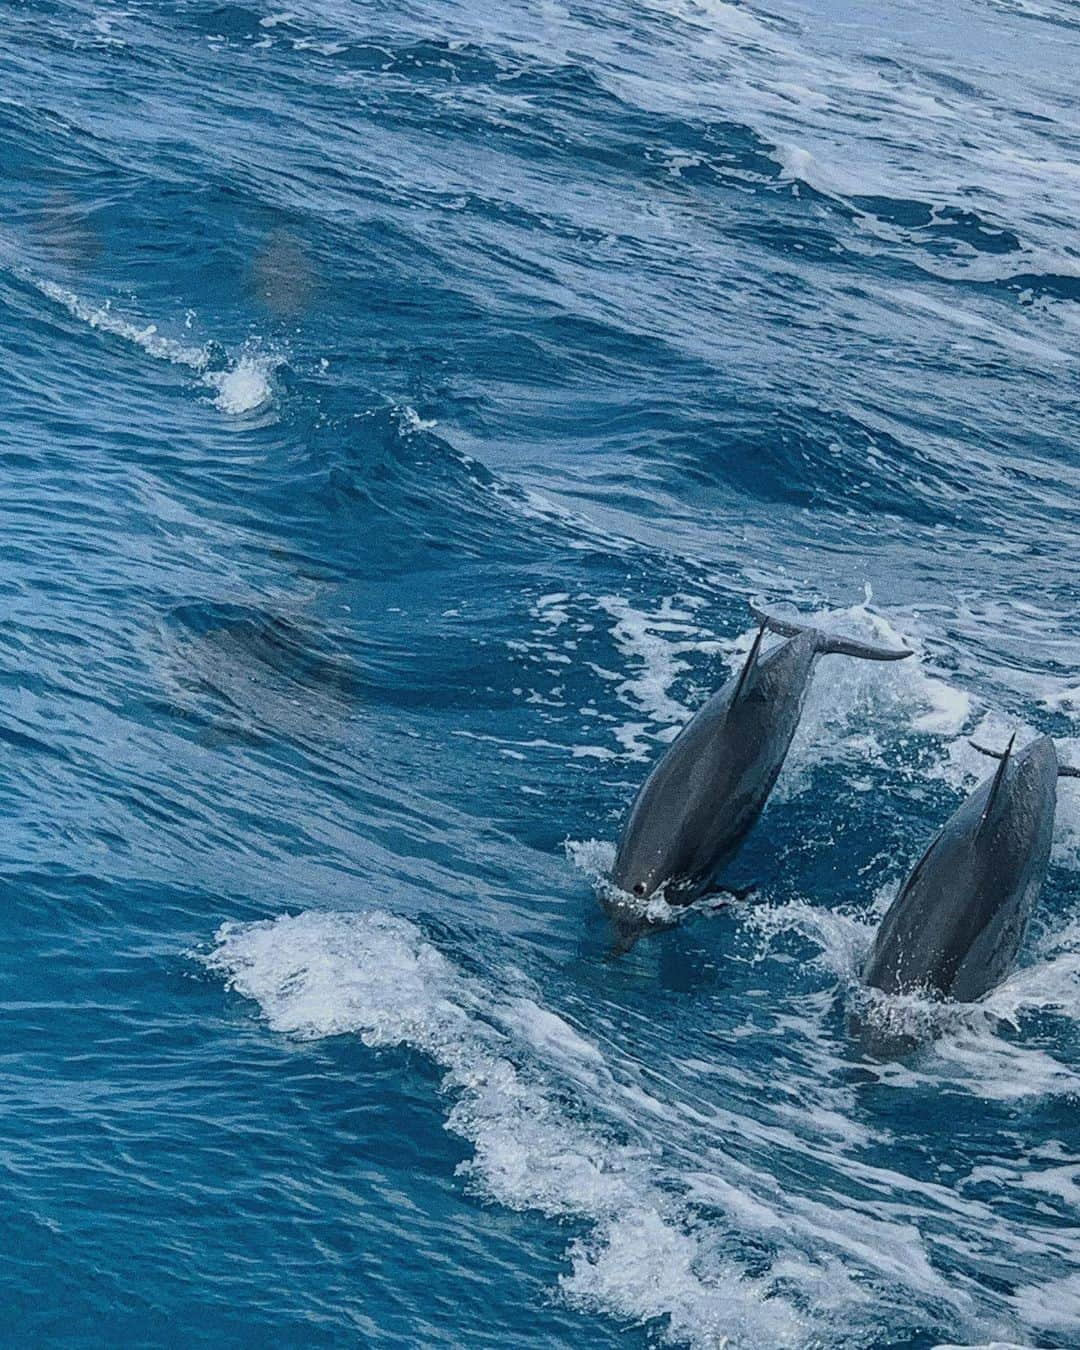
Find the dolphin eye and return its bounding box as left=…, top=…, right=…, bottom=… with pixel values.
left=633, top=882, right=646, bottom=897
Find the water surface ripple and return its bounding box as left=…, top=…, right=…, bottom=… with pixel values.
left=2, top=1, right=1079, bottom=1346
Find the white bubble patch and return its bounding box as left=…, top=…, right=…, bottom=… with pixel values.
left=38, top=279, right=211, bottom=371
left=205, top=355, right=275, bottom=415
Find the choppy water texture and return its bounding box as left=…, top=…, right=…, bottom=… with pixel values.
left=2, top=1, right=1080, bottom=1346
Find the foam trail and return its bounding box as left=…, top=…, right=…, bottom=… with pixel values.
left=36, top=279, right=275, bottom=416
left=39, top=279, right=211, bottom=370
left=204, top=909, right=804, bottom=1348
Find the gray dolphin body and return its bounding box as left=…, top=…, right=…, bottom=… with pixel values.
left=864, top=735, right=1079, bottom=1004
left=609, top=604, right=912, bottom=907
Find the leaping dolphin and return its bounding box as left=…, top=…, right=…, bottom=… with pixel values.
left=608, top=601, right=912, bottom=922
left=863, top=734, right=1079, bottom=1007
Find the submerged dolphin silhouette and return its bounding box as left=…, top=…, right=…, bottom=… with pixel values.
left=608, top=602, right=912, bottom=917
left=863, top=734, right=1080, bottom=1007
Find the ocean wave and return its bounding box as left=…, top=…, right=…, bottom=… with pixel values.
left=204, top=901, right=1080, bottom=1347
left=8, top=0, right=1080, bottom=1343
left=33, top=278, right=277, bottom=417
left=204, top=909, right=806, bottom=1348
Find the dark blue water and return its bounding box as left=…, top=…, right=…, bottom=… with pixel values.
left=3, top=2, right=1080, bottom=1346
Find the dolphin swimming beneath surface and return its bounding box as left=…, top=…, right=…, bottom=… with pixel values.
left=608, top=601, right=913, bottom=917
left=863, top=734, right=1080, bottom=1006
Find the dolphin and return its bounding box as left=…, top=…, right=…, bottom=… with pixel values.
left=607, top=601, right=912, bottom=920
left=863, top=734, right=1080, bottom=1007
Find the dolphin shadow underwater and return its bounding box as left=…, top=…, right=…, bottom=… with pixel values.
left=602, top=601, right=913, bottom=952
left=855, top=733, right=1080, bottom=1057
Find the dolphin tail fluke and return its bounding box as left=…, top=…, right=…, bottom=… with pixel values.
left=748, top=601, right=914, bottom=662
left=818, top=634, right=916, bottom=662
left=977, top=732, right=1016, bottom=834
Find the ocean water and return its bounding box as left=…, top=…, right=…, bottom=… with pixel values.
left=2, top=1, right=1080, bottom=1346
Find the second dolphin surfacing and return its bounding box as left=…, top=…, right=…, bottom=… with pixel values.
left=608, top=602, right=913, bottom=917
left=864, top=734, right=1080, bottom=1004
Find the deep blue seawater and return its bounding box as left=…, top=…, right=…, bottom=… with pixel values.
left=3, top=1, right=1080, bottom=1345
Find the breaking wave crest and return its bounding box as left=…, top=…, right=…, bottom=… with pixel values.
left=204, top=909, right=805, bottom=1349
left=36, top=279, right=277, bottom=416
left=205, top=900, right=1080, bottom=1347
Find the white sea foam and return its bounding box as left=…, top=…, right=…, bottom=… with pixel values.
left=205, top=354, right=275, bottom=415
left=203, top=907, right=1076, bottom=1346
left=36, top=279, right=277, bottom=418
left=772, top=141, right=864, bottom=200
left=1010, top=1272, right=1080, bottom=1335
left=204, top=909, right=805, bottom=1348
left=563, top=1208, right=797, bottom=1350
left=739, top=891, right=1080, bottom=1103
left=398, top=405, right=438, bottom=433
left=39, top=280, right=211, bottom=371
left=565, top=837, right=617, bottom=879
left=596, top=593, right=719, bottom=754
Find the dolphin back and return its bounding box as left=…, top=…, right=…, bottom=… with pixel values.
left=864, top=738, right=1058, bottom=1002
left=611, top=631, right=818, bottom=901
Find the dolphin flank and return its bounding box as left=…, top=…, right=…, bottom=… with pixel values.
left=608, top=601, right=912, bottom=916
left=864, top=733, right=1077, bottom=1006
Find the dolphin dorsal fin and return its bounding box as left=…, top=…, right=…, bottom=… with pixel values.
left=731, top=619, right=768, bottom=705
left=978, top=732, right=1016, bottom=836
left=971, top=735, right=1080, bottom=781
